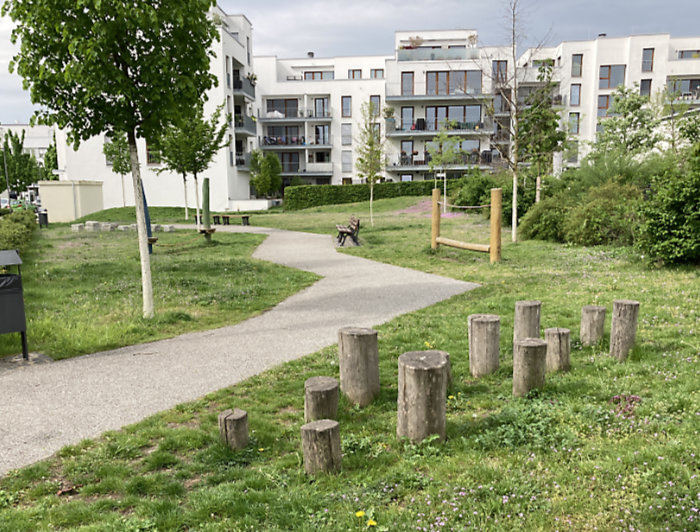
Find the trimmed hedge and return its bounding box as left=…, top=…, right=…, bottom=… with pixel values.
left=0, top=210, right=36, bottom=251
left=283, top=180, right=462, bottom=211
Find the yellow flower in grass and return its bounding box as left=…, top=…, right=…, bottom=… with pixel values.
left=367, top=519, right=377, bottom=527
left=355, top=511, right=365, bottom=518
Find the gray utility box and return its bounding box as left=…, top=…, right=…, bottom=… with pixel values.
left=0, top=249, right=28, bottom=359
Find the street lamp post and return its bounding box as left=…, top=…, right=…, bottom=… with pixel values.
left=1, top=127, right=12, bottom=207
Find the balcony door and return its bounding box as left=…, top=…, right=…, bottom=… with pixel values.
left=314, top=97, right=329, bottom=118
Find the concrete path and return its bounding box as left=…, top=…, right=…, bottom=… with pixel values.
left=0, top=226, right=477, bottom=476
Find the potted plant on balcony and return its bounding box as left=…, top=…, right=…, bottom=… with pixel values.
left=246, top=72, right=257, bottom=86
left=384, top=106, right=396, bottom=132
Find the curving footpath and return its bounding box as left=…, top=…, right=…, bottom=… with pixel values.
left=0, top=226, right=477, bottom=476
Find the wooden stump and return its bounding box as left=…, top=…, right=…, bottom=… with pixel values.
left=218, top=408, right=248, bottom=450
left=397, top=351, right=448, bottom=443
left=468, top=314, right=500, bottom=377
left=545, top=327, right=571, bottom=373
left=610, top=299, right=640, bottom=362
left=304, top=377, right=339, bottom=422
left=513, top=338, right=547, bottom=398
left=580, top=305, right=606, bottom=346
left=338, top=327, right=380, bottom=407
left=301, top=419, right=341, bottom=474
left=513, top=300, right=541, bottom=343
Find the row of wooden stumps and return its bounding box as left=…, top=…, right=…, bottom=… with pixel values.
left=431, top=187, right=502, bottom=264
left=218, top=299, right=639, bottom=474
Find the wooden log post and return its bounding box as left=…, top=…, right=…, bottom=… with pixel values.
left=218, top=408, right=249, bottom=450
left=338, top=327, right=380, bottom=407
left=431, top=188, right=441, bottom=250
left=304, top=377, right=339, bottom=422
left=397, top=351, right=448, bottom=443
left=513, top=338, right=547, bottom=397
left=468, top=314, right=500, bottom=377
left=513, top=300, right=541, bottom=343
left=489, top=188, right=502, bottom=264
left=580, top=305, right=606, bottom=346
left=301, top=419, right=341, bottom=475
left=545, top=327, right=571, bottom=373
left=609, top=299, right=640, bottom=362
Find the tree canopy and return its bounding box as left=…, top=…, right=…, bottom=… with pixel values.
left=250, top=150, right=282, bottom=198
left=1, top=130, right=42, bottom=194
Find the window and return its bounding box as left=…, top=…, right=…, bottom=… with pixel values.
left=315, top=125, right=330, bottom=145
left=426, top=70, right=481, bottom=95
left=265, top=126, right=300, bottom=145
left=571, top=54, right=583, bottom=77
left=597, top=95, right=610, bottom=117
left=401, top=72, right=414, bottom=96
left=466, top=70, right=482, bottom=94
left=400, top=140, right=413, bottom=162
left=341, top=96, right=352, bottom=117
left=304, top=71, right=334, bottom=80
left=246, top=37, right=250, bottom=65
left=341, top=124, right=352, bottom=145
left=678, top=50, right=700, bottom=59
left=342, top=178, right=352, bottom=185
left=400, top=107, right=414, bottom=130
left=314, top=97, right=329, bottom=118
left=266, top=99, right=298, bottom=118
left=370, top=68, right=384, bottom=79
left=348, top=69, right=361, bottom=79
left=569, top=112, right=580, bottom=134
left=642, top=48, right=654, bottom=72
left=146, top=143, right=160, bottom=165
left=567, top=140, right=579, bottom=164
left=370, top=95, right=380, bottom=116
left=225, top=55, right=231, bottom=87
left=640, top=79, right=652, bottom=98
left=425, top=105, right=480, bottom=130
left=599, top=65, right=626, bottom=89
left=280, top=152, right=299, bottom=173
left=492, top=60, right=508, bottom=84
left=570, top=84, right=581, bottom=106
left=670, top=78, right=700, bottom=95
left=342, top=150, right=352, bottom=172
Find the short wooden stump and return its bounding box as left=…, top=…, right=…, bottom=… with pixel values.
left=580, top=305, right=606, bottom=346
left=513, top=338, right=547, bottom=398
left=513, top=300, right=541, bottom=343
left=304, top=376, right=339, bottom=422
left=301, top=419, right=341, bottom=474
left=218, top=408, right=248, bottom=450
left=468, top=314, right=500, bottom=377
left=338, top=327, right=380, bottom=407
left=545, top=327, right=571, bottom=373
left=610, top=299, right=640, bottom=362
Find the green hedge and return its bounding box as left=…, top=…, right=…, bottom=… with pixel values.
left=283, top=181, right=462, bottom=211
left=0, top=210, right=36, bottom=252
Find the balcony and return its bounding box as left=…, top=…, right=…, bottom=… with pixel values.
left=232, top=77, right=256, bottom=100
left=234, top=114, right=256, bottom=136
left=305, top=162, right=333, bottom=174
left=388, top=150, right=499, bottom=171
left=386, top=83, right=489, bottom=103
left=397, top=47, right=479, bottom=62
left=386, top=121, right=488, bottom=137
left=260, top=135, right=333, bottom=148
left=258, top=108, right=332, bottom=122
left=235, top=152, right=251, bottom=170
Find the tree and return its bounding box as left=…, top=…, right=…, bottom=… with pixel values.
left=250, top=151, right=282, bottom=198
left=591, top=85, right=660, bottom=159
left=1, top=129, right=41, bottom=195
left=355, top=101, right=385, bottom=226
left=518, top=64, right=567, bottom=201
left=40, top=140, right=58, bottom=181
left=102, top=132, right=130, bottom=207
left=427, top=125, right=464, bottom=212
left=156, top=104, right=228, bottom=225
left=4, top=0, right=219, bottom=318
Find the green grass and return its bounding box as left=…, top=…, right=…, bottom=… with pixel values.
left=1, top=196, right=698, bottom=530
left=0, top=228, right=318, bottom=360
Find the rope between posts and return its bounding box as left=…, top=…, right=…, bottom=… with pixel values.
left=437, top=201, right=491, bottom=210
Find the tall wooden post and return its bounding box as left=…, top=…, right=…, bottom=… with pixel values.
left=431, top=188, right=441, bottom=250
left=489, top=188, right=502, bottom=264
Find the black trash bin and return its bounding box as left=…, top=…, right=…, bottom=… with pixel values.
left=38, top=210, right=48, bottom=229
left=0, top=249, right=28, bottom=359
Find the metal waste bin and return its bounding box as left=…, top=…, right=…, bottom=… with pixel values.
left=0, top=249, right=28, bottom=359
left=38, top=209, right=48, bottom=229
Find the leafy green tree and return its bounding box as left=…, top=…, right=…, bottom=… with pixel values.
left=40, top=140, right=58, bottom=181
left=427, top=125, right=463, bottom=212
left=5, top=0, right=219, bottom=317
left=355, top=101, right=385, bottom=226
left=250, top=151, right=282, bottom=198
left=102, top=132, right=130, bottom=207
left=591, top=85, right=660, bottom=159
left=679, top=110, right=700, bottom=146
left=1, top=129, right=41, bottom=195
left=156, top=104, right=228, bottom=224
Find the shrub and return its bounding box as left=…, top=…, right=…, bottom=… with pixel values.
left=0, top=210, right=36, bottom=251
left=563, top=181, right=642, bottom=246
left=519, top=193, right=572, bottom=242
left=451, top=171, right=495, bottom=210
left=636, top=151, right=700, bottom=264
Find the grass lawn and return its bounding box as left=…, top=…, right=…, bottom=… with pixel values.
left=0, top=197, right=697, bottom=531
left=0, top=227, right=318, bottom=360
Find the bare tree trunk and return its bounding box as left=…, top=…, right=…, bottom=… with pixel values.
left=194, top=173, right=201, bottom=230
left=127, top=129, right=154, bottom=319
left=510, top=0, right=520, bottom=243
left=443, top=170, right=447, bottom=214
left=182, top=173, right=189, bottom=220
left=369, top=179, right=374, bottom=227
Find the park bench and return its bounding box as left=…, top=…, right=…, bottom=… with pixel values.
left=336, top=217, right=360, bottom=246
left=199, top=214, right=250, bottom=226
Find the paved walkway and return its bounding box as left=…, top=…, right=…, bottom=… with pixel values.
left=0, top=226, right=477, bottom=476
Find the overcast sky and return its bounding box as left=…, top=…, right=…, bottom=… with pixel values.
left=1, top=0, right=699, bottom=124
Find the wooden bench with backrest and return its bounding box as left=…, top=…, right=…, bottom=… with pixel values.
left=336, top=217, right=360, bottom=246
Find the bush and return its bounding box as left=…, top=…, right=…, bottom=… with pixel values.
left=563, top=181, right=642, bottom=246
left=451, top=171, right=495, bottom=210
left=0, top=210, right=36, bottom=251
left=637, top=153, right=700, bottom=264
left=519, top=193, right=572, bottom=242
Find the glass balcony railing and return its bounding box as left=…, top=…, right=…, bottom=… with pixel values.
left=397, top=47, right=479, bottom=62
left=232, top=77, right=256, bottom=99
left=233, top=114, right=256, bottom=134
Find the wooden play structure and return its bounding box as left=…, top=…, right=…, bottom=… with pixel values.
left=430, top=187, right=502, bottom=264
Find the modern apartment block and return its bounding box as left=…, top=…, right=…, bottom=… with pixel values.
left=52, top=6, right=700, bottom=213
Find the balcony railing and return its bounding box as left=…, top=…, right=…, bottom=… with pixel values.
left=259, top=108, right=332, bottom=120
left=235, top=152, right=251, bottom=168
left=391, top=120, right=486, bottom=133
left=232, top=77, right=256, bottom=99
left=390, top=150, right=500, bottom=169
left=281, top=162, right=300, bottom=173
left=397, top=47, right=479, bottom=62
left=260, top=135, right=333, bottom=147
left=305, top=162, right=333, bottom=173
left=234, top=114, right=256, bottom=135
left=386, top=82, right=485, bottom=100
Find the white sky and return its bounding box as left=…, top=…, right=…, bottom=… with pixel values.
left=1, top=0, right=699, bottom=124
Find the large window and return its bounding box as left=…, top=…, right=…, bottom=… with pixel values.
left=640, top=79, right=652, bottom=98
left=599, top=65, right=626, bottom=89
left=314, top=97, right=329, bottom=118
left=266, top=99, right=298, bottom=118
left=279, top=152, right=299, bottom=173
left=670, top=78, right=700, bottom=95
left=348, top=69, right=361, bottom=79
left=265, top=126, right=300, bottom=145
left=597, top=95, right=610, bottom=117
left=569, top=112, right=580, bottom=134
left=342, top=150, right=352, bottom=172
left=571, top=54, right=583, bottom=77
left=426, top=70, right=481, bottom=95
left=341, top=124, right=352, bottom=145
left=400, top=107, right=414, bottom=130
left=642, top=48, right=654, bottom=72
left=370, top=95, right=381, bottom=116
left=425, top=105, right=480, bottom=130
left=341, top=96, right=352, bottom=117
left=570, top=84, right=581, bottom=106
left=370, top=68, right=384, bottom=79
left=401, top=72, right=414, bottom=96
left=678, top=50, right=700, bottom=59
left=304, top=71, right=334, bottom=80
left=492, top=61, right=507, bottom=84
